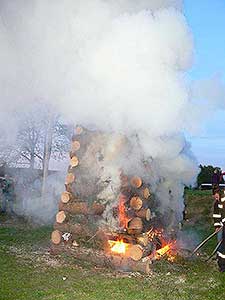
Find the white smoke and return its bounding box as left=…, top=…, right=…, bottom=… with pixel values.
left=0, top=0, right=199, bottom=223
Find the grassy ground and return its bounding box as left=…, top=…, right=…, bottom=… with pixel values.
left=0, top=190, right=224, bottom=300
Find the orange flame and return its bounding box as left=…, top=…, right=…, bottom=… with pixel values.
left=156, top=241, right=177, bottom=261
left=108, top=239, right=129, bottom=254
left=156, top=244, right=171, bottom=257
left=118, top=193, right=129, bottom=229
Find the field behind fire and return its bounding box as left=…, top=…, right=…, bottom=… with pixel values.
left=0, top=190, right=224, bottom=300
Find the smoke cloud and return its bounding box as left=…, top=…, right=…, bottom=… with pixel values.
left=0, top=1, right=200, bottom=223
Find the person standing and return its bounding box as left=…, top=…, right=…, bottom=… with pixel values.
left=212, top=169, right=221, bottom=195
left=213, top=191, right=223, bottom=242
left=1, top=175, right=15, bottom=214
left=213, top=190, right=225, bottom=272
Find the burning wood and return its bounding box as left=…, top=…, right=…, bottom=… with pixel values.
left=155, top=242, right=176, bottom=261
left=118, top=193, right=130, bottom=228
left=156, top=244, right=171, bottom=258
left=51, top=127, right=178, bottom=273
left=136, top=233, right=149, bottom=247
left=108, top=240, right=130, bottom=255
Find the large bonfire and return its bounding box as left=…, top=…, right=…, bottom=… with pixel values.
left=51, top=126, right=178, bottom=273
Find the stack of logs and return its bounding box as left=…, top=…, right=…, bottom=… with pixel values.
left=51, top=126, right=106, bottom=246
left=50, top=126, right=160, bottom=273
left=104, top=172, right=159, bottom=263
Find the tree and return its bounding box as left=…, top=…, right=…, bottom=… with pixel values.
left=4, top=102, right=72, bottom=170
left=197, top=165, right=224, bottom=186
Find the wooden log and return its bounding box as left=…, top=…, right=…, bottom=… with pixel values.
left=130, top=196, right=143, bottom=211
left=128, top=244, right=144, bottom=261
left=143, top=187, right=151, bottom=199
left=120, top=186, right=132, bottom=198
left=71, top=140, right=81, bottom=152
left=75, top=126, right=83, bottom=135
left=56, top=213, right=88, bottom=226
left=61, top=191, right=74, bottom=204
left=135, top=208, right=151, bottom=221
left=51, top=230, right=62, bottom=245
left=53, top=222, right=92, bottom=237
left=56, top=211, right=68, bottom=224
left=54, top=222, right=70, bottom=232
left=65, top=183, right=73, bottom=193
left=70, top=141, right=81, bottom=158
left=70, top=156, right=79, bottom=167
left=65, top=173, right=75, bottom=184
left=108, top=254, right=151, bottom=274
left=136, top=234, right=149, bottom=247
left=105, top=232, right=136, bottom=246
left=59, top=201, right=88, bottom=215
left=58, top=201, right=104, bottom=216
left=89, top=202, right=105, bottom=215
left=130, top=176, right=142, bottom=189
left=127, top=217, right=143, bottom=235
left=127, top=242, right=154, bottom=261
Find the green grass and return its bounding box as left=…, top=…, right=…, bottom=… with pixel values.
left=0, top=190, right=225, bottom=300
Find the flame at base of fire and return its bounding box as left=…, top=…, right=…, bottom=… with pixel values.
left=108, top=240, right=130, bottom=255
left=156, top=242, right=176, bottom=261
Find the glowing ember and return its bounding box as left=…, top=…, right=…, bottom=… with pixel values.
left=156, top=244, right=171, bottom=257
left=108, top=240, right=129, bottom=254
left=156, top=241, right=177, bottom=261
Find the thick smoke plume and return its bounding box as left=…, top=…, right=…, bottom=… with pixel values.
left=0, top=1, right=199, bottom=223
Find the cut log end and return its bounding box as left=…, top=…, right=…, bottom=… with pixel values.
left=51, top=230, right=62, bottom=245
left=71, top=140, right=81, bottom=152
left=56, top=211, right=67, bottom=224
left=130, top=196, right=143, bottom=211
left=61, top=191, right=72, bottom=204
left=146, top=208, right=151, bottom=221
left=143, top=187, right=151, bottom=199
left=128, top=244, right=144, bottom=261
left=70, top=156, right=79, bottom=168
left=75, top=126, right=83, bottom=135
left=130, top=176, right=142, bottom=189
left=136, top=234, right=149, bottom=247
left=135, top=208, right=151, bottom=221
